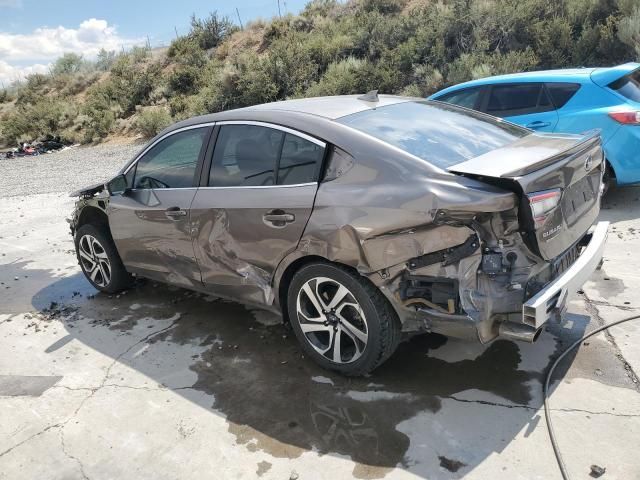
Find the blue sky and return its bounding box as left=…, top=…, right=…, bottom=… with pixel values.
left=0, top=0, right=310, bottom=84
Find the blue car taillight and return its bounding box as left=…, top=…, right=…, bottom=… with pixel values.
left=608, top=110, right=640, bottom=125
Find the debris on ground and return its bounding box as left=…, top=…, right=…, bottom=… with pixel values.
left=590, top=464, right=606, bottom=478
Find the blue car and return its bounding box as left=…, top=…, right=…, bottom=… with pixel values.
left=429, top=62, right=640, bottom=187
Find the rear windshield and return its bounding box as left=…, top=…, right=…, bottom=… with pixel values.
left=609, top=69, right=640, bottom=102
left=337, top=101, right=528, bottom=169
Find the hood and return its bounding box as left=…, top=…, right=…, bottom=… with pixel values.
left=69, top=182, right=105, bottom=198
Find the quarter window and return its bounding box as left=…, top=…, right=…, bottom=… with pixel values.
left=134, top=127, right=207, bottom=189
left=546, top=83, right=580, bottom=108
left=485, top=83, right=553, bottom=117
left=210, top=124, right=324, bottom=187
left=437, top=87, right=482, bottom=109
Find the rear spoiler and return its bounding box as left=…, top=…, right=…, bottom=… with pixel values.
left=590, top=62, right=640, bottom=88
left=448, top=130, right=601, bottom=179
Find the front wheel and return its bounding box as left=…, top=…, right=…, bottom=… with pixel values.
left=287, top=262, right=401, bottom=376
left=74, top=224, right=132, bottom=293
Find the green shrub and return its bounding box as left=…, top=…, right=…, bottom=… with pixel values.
left=96, top=49, right=117, bottom=71
left=52, top=53, right=84, bottom=76
left=188, top=12, right=238, bottom=50
left=82, top=84, right=118, bottom=141
left=135, top=108, right=172, bottom=137
left=1, top=2, right=637, bottom=143
left=168, top=66, right=201, bottom=95
left=0, top=99, right=71, bottom=145
left=0, top=89, right=12, bottom=103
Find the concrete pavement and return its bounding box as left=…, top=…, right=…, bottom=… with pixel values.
left=0, top=178, right=639, bottom=479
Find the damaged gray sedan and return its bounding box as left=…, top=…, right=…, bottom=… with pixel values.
left=69, top=95, right=608, bottom=375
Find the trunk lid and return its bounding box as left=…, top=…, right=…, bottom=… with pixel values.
left=448, top=131, right=603, bottom=260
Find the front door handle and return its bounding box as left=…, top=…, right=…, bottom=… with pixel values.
left=263, top=209, right=295, bottom=226
left=526, top=121, right=551, bottom=129
left=165, top=206, right=187, bottom=218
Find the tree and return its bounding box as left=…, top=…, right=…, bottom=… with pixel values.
left=96, top=49, right=117, bottom=71
left=52, top=53, right=84, bottom=76
left=189, top=12, right=238, bottom=50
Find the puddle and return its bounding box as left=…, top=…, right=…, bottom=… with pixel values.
left=8, top=265, right=611, bottom=479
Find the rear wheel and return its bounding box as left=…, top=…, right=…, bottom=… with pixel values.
left=602, top=161, right=615, bottom=195
left=74, top=224, right=132, bottom=293
left=287, top=262, right=401, bottom=376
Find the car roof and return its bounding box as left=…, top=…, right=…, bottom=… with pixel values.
left=430, top=63, right=640, bottom=98
left=241, top=94, right=414, bottom=119
left=168, top=95, right=414, bottom=133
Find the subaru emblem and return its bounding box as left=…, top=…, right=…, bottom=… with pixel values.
left=584, top=154, right=593, bottom=171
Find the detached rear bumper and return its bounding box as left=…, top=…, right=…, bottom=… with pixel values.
left=522, top=221, right=609, bottom=328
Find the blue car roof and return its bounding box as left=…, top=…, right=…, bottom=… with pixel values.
left=430, top=62, right=640, bottom=98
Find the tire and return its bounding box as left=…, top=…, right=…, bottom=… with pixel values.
left=74, top=224, right=132, bottom=293
left=602, top=162, right=615, bottom=196
left=287, top=261, right=401, bottom=376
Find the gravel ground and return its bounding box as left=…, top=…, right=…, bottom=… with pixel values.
left=0, top=142, right=144, bottom=198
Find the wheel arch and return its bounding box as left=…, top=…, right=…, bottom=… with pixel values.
left=275, top=254, right=359, bottom=323
left=76, top=204, right=110, bottom=232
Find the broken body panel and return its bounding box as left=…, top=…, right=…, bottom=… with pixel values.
left=69, top=96, right=607, bottom=346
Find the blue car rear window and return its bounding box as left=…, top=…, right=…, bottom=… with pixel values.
left=337, top=101, right=528, bottom=169
left=609, top=69, right=640, bottom=102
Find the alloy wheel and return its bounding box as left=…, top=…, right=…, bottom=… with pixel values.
left=78, top=234, right=111, bottom=288
left=296, top=277, right=369, bottom=364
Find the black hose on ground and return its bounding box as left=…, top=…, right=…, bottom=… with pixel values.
left=544, top=314, right=640, bottom=480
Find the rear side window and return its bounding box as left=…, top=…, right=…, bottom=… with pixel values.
left=485, top=83, right=553, bottom=117
left=210, top=124, right=325, bottom=187
left=337, top=101, right=528, bottom=169
left=436, top=87, right=482, bottom=109
left=277, top=133, right=324, bottom=185
left=210, top=125, right=282, bottom=187
left=134, top=127, right=207, bottom=189
left=546, top=83, right=580, bottom=108
left=608, top=70, right=640, bottom=102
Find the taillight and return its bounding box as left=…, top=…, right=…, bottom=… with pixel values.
left=608, top=111, right=640, bottom=125
left=527, top=189, right=561, bottom=228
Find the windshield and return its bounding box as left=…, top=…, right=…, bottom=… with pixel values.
left=337, top=100, right=529, bottom=169
left=609, top=69, right=640, bottom=102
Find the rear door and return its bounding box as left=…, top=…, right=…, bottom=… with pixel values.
left=108, top=125, right=211, bottom=287
left=190, top=121, right=326, bottom=305
left=481, top=83, right=559, bottom=131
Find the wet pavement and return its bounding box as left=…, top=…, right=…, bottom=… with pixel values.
left=1, top=180, right=639, bottom=478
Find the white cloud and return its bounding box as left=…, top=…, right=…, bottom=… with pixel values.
left=0, top=60, right=49, bottom=86
left=0, top=18, right=142, bottom=85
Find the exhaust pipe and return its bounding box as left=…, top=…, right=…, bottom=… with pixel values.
left=499, top=321, right=542, bottom=343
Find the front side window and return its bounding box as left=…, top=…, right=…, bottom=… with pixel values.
left=608, top=69, right=640, bottom=102
left=134, top=127, right=207, bottom=189
left=337, top=101, right=528, bottom=169
left=437, top=87, right=482, bottom=109
left=210, top=124, right=324, bottom=187
left=485, top=83, right=553, bottom=117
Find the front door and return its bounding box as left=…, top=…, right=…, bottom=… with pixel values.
left=108, top=125, right=211, bottom=288
left=190, top=122, right=326, bottom=305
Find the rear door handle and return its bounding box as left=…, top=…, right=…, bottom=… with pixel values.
left=263, top=210, right=295, bottom=225
left=165, top=206, right=187, bottom=218
left=526, top=121, right=551, bottom=129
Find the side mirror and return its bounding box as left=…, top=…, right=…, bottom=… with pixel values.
left=107, top=174, right=129, bottom=196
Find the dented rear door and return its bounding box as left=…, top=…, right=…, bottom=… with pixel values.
left=190, top=122, right=325, bottom=305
